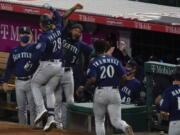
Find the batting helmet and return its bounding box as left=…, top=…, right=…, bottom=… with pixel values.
left=40, top=14, right=53, bottom=26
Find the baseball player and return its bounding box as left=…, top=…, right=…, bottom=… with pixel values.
left=31, top=5, right=64, bottom=131
left=55, top=23, right=93, bottom=128
left=31, top=4, right=83, bottom=131
left=160, top=65, right=180, bottom=135
left=120, top=60, right=144, bottom=104
left=2, top=26, right=38, bottom=126
left=77, top=40, right=134, bottom=135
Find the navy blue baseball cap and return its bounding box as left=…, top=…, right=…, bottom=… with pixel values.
left=127, top=59, right=138, bottom=68
left=19, top=26, right=31, bottom=34
left=71, top=23, right=83, bottom=32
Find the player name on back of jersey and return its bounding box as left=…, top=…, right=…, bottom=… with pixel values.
left=171, top=88, right=180, bottom=96
left=48, top=30, right=61, bottom=41
left=93, top=56, right=119, bottom=67
left=13, top=52, right=32, bottom=62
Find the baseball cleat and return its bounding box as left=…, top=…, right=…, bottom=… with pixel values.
left=34, top=109, right=48, bottom=124
left=56, top=122, right=63, bottom=130
left=43, top=119, right=56, bottom=131
left=125, top=125, right=134, bottom=135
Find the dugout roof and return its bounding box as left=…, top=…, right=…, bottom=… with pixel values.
left=0, top=0, right=180, bottom=34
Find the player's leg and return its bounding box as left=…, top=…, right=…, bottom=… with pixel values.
left=31, top=62, right=49, bottom=123
left=26, top=80, right=36, bottom=126
left=54, top=83, right=63, bottom=129
left=31, top=62, right=58, bottom=123
left=44, top=75, right=60, bottom=131
left=63, top=69, right=74, bottom=103
left=107, top=89, right=134, bottom=135
left=15, top=79, right=28, bottom=125
left=93, top=89, right=107, bottom=135
left=57, top=70, right=74, bottom=128
left=168, top=121, right=180, bottom=135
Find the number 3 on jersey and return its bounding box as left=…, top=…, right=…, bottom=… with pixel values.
left=100, top=65, right=115, bottom=79
left=53, top=37, right=62, bottom=52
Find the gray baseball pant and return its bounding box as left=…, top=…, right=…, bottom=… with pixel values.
left=31, top=61, right=63, bottom=117
left=93, top=87, right=129, bottom=135
left=55, top=69, right=74, bottom=128
left=15, top=78, right=36, bottom=126
left=169, top=120, right=180, bottom=135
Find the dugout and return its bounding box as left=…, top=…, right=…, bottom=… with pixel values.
left=0, top=0, right=180, bottom=61
left=0, top=0, right=180, bottom=133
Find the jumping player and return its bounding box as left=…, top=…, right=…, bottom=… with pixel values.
left=160, top=65, right=180, bottom=135
left=31, top=4, right=83, bottom=131
left=2, top=26, right=38, bottom=126
left=77, top=40, right=134, bottom=135
left=30, top=5, right=64, bottom=131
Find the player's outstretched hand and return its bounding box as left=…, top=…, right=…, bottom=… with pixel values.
left=76, top=86, right=84, bottom=95
left=2, top=83, right=9, bottom=91
left=74, top=3, right=83, bottom=10
left=160, top=111, right=169, bottom=120
left=2, top=83, right=15, bottom=91
left=119, top=41, right=127, bottom=51
left=43, top=3, right=52, bottom=10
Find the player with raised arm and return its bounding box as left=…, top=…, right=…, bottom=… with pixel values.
left=31, top=4, right=84, bottom=131
left=120, top=60, right=145, bottom=104
left=55, top=22, right=94, bottom=128
left=31, top=4, right=64, bottom=131
left=77, top=40, right=134, bottom=135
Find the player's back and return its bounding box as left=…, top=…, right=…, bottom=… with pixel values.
left=89, top=55, right=126, bottom=87
left=40, top=27, right=62, bottom=61
left=161, top=84, right=180, bottom=121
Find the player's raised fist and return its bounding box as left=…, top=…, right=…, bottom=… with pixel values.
left=74, top=3, right=83, bottom=10
left=119, top=40, right=127, bottom=51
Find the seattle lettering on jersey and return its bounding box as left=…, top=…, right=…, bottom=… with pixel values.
left=62, top=39, right=79, bottom=54
left=93, top=57, right=119, bottom=67
left=48, top=30, right=61, bottom=41
left=171, top=88, right=180, bottom=96
left=13, top=52, right=32, bottom=62
left=121, top=86, right=131, bottom=96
